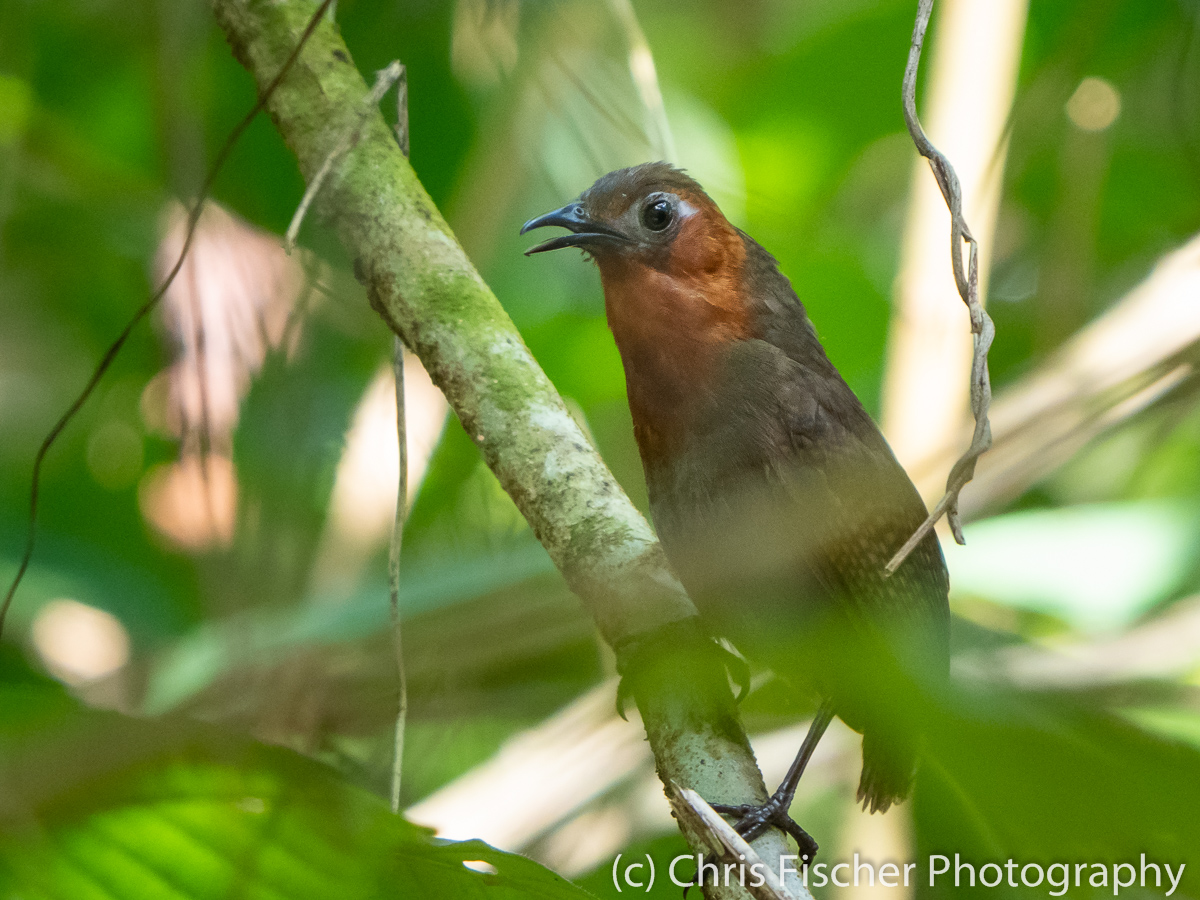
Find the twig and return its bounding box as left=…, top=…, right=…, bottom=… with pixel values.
left=281, top=53, right=412, bottom=812
left=668, top=785, right=799, bottom=900
left=885, top=0, right=995, bottom=576
left=389, top=337, right=408, bottom=813
left=393, top=66, right=409, bottom=158
left=388, top=66, right=410, bottom=816
left=0, top=0, right=336, bottom=639
left=284, top=61, right=403, bottom=254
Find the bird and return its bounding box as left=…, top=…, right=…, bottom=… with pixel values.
left=521, top=162, right=949, bottom=858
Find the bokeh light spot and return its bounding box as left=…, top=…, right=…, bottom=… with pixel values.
left=1066, top=77, right=1121, bottom=132
left=462, top=860, right=499, bottom=875
left=32, top=599, right=131, bottom=685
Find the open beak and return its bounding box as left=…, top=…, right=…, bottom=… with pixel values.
left=520, top=203, right=627, bottom=255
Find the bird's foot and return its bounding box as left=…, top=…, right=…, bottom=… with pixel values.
left=711, top=795, right=819, bottom=861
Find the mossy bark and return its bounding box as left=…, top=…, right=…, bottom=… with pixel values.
left=211, top=3, right=813, bottom=896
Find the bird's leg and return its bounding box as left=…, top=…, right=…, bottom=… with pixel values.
left=711, top=699, right=836, bottom=859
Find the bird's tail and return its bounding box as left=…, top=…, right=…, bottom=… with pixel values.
left=856, top=728, right=916, bottom=814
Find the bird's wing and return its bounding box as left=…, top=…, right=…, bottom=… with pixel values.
left=725, top=338, right=950, bottom=663
left=731, top=232, right=949, bottom=632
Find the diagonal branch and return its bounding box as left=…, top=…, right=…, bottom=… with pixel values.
left=210, top=2, right=810, bottom=896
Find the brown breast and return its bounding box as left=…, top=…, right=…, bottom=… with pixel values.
left=596, top=204, right=752, bottom=469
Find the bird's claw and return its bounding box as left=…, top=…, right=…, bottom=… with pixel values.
left=711, top=797, right=819, bottom=861
left=614, top=675, right=634, bottom=721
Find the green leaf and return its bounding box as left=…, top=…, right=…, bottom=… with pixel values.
left=0, top=654, right=595, bottom=900
left=947, top=501, right=1200, bottom=632
left=915, top=686, right=1200, bottom=898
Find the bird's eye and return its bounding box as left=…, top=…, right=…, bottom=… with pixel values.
left=641, top=198, right=673, bottom=232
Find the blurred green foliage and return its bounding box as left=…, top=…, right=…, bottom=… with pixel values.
left=0, top=651, right=594, bottom=899
left=2, top=0, right=1200, bottom=896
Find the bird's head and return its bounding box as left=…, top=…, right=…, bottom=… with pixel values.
left=521, top=162, right=749, bottom=338
left=521, top=162, right=740, bottom=272
left=522, top=163, right=757, bottom=457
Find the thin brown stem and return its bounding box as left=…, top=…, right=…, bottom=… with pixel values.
left=388, top=66, right=410, bottom=817
left=886, top=0, right=996, bottom=575
left=0, top=0, right=336, bottom=637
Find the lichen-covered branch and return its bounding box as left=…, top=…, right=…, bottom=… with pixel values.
left=215, top=0, right=691, bottom=646
left=211, top=1, right=810, bottom=896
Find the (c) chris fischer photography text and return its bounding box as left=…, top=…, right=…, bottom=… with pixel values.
left=610, top=852, right=1187, bottom=895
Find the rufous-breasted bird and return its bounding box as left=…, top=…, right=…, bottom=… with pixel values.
left=522, top=163, right=949, bottom=857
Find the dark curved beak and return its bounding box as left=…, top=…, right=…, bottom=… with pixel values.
left=520, top=203, right=627, bottom=255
